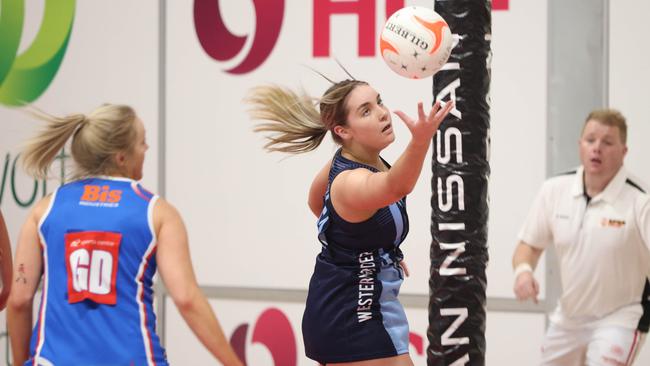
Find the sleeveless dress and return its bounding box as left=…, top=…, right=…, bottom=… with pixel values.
left=27, top=177, right=167, bottom=366
left=302, top=149, right=410, bottom=364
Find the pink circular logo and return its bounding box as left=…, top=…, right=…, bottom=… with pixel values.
left=230, top=308, right=297, bottom=365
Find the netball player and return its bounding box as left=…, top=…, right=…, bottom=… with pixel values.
left=248, top=79, right=453, bottom=365
left=7, top=105, right=242, bottom=365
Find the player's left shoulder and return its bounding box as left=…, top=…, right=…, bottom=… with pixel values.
left=129, top=181, right=157, bottom=202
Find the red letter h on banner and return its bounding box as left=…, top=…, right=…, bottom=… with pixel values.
left=313, top=0, right=406, bottom=57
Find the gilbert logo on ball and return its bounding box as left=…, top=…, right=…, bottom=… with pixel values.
left=380, top=6, right=452, bottom=79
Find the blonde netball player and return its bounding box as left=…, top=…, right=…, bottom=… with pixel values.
left=7, top=104, right=242, bottom=366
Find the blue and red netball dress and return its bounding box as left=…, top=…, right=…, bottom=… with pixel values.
left=302, top=149, right=410, bottom=364
left=27, top=177, right=167, bottom=366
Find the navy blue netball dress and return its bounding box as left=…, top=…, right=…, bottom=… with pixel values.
left=302, top=149, right=410, bottom=364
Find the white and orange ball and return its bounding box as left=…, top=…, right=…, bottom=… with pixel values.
left=380, top=6, right=453, bottom=79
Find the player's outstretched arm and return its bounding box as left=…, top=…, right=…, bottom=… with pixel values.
left=332, top=101, right=454, bottom=217
left=8, top=197, right=49, bottom=366
left=155, top=198, right=243, bottom=366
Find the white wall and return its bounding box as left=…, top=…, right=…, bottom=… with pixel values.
left=609, top=0, right=650, bottom=364
left=487, top=0, right=548, bottom=299
left=609, top=0, right=650, bottom=188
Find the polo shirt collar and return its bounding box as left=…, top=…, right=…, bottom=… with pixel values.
left=571, top=165, right=627, bottom=203
left=571, top=166, right=585, bottom=198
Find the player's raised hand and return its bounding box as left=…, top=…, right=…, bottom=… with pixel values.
left=393, top=100, right=454, bottom=146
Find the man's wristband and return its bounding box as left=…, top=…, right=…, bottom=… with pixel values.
left=514, top=263, right=533, bottom=278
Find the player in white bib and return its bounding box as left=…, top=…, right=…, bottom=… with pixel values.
left=512, top=109, right=650, bottom=365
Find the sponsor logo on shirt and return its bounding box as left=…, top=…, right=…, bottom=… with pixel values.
left=600, top=218, right=625, bottom=228
left=357, top=251, right=377, bottom=322
left=555, top=214, right=570, bottom=220
left=79, top=185, right=122, bottom=208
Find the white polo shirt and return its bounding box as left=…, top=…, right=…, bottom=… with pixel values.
left=519, top=166, right=650, bottom=329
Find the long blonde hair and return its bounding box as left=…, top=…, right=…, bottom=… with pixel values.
left=23, top=104, right=138, bottom=179
left=247, top=79, right=368, bottom=153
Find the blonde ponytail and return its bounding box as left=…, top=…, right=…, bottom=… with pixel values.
left=22, top=111, right=87, bottom=179
left=247, top=80, right=368, bottom=154
left=23, top=104, right=137, bottom=179
left=247, top=85, right=327, bottom=154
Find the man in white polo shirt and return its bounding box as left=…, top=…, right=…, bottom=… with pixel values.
left=512, top=109, right=650, bottom=365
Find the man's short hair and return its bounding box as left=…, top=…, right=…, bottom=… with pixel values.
left=584, top=109, right=627, bottom=144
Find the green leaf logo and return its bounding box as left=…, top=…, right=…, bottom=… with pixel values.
left=0, top=0, right=75, bottom=106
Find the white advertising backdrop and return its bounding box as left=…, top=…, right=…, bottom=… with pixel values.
left=0, top=1, right=160, bottom=241
left=165, top=299, right=547, bottom=365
